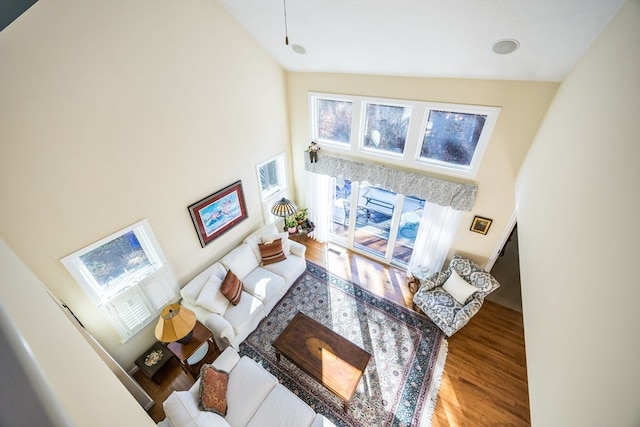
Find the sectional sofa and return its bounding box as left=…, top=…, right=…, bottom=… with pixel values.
left=179, top=223, right=307, bottom=351
left=158, top=347, right=337, bottom=427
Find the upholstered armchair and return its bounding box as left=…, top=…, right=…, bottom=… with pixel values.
left=412, top=255, right=501, bottom=337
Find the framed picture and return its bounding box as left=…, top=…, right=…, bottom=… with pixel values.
left=470, top=216, right=492, bottom=235
left=188, top=181, right=248, bottom=247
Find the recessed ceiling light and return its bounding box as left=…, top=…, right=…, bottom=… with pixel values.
left=492, top=39, right=520, bottom=55
left=292, top=44, right=306, bottom=54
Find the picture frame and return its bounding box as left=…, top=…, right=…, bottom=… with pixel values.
left=188, top=181, right=248, bottom=247
left=470, top=216, right=492, bottom=235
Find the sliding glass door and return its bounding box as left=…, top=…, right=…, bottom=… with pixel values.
left=329, top=178, right=425, bottom=268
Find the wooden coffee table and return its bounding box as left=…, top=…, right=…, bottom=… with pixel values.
left=272, top=311, right=371, bottom=411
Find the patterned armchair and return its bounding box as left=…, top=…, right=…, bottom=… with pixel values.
left=412, top=255, right=501, bottom=337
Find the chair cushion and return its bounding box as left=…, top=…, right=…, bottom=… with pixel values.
left=225, top=356, right=278, bottom=426
left=198, top=365, right=228, bottom=416
left=220, top=270, right=243, bottom=305
left=223, top=291, right=264, bottom=335
left=262, top=254, right=306, bottom=287
left=414, top=287, right=465, bottom=336
left=163, top=390, right=230, bottom=427
left=221, top=244, right=259, bottom=280
left=241, top=268, right=286, bottom=313
left=442, top=269, right=477, bottom=304
left=246, top=384, right=316, bottom=427
left=195, top=274, right=230, bottom=314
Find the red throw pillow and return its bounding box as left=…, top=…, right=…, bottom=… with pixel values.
left=220, top=270, right=242, bottom=305
left=258, top=238, right=286, bottom=265
left=198, top=364, right=228, bottom=416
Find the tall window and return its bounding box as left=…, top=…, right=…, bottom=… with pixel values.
left=309, top=92, right=500, bottom=178
left=256, top=153, right=289, bottom=223
left=61, top=219, right=179, bottom=341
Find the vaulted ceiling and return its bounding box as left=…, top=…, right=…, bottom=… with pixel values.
left=218, top=0, right=624, bottom=82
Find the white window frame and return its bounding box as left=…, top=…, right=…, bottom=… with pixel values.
left=414, top=102, right=500, bottom=178
left=310, top=95, right=354, bottom=147
left=360, top=100, right=413, bottom=159
left=309, top=92, right=501, bottom=179
left=60, top=219, right=179, bottom=342
left=256, top=153, right=290, bottom=223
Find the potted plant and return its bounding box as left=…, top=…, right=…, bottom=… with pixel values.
left=293, top=208, right=308, bottom=226
left=285, top=215, right=298, bottom=234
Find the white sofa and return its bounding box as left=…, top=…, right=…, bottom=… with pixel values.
left=158, top=347, right=336, bottom=427
left=179, top=223, right=306, bottom=351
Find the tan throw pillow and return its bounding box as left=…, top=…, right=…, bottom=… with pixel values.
left=198, top=364, right=228, bottom=416
left=220, top=270, right=242, bottom=305
left=258, top=238, right=286, bottom=265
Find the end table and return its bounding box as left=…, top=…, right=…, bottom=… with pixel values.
left=135, top=342, right=174, bottom=384
left=166, top=320, right=219, bottom=379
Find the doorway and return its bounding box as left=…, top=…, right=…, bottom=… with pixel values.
left=329, top=179, right=424, bottom=268
left=486, top=224, right=522, bottom=312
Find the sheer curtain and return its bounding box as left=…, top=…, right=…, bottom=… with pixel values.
left=408, top=201, right=464, bottom=275
left=305, top=171, right=332, bottom=243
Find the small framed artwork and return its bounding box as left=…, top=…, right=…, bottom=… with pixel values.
left=188, top=180, right=248, bottom=247
left=470, top=216, right=492, bottom=235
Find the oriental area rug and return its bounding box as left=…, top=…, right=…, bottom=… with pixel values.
left=238, top=261, right=448, bottom=427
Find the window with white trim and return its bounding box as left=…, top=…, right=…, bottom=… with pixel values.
left=311, top=96, right=353, bottom=146
left=256, top=153, right=290, bottom=223
left=309, top=92, right=500, bottom=178
left=60, top=219, right=179, bottom=342
left=361, top=101, right=412, bottom=156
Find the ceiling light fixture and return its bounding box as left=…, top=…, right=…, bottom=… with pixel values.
left=492, top=39, right=520, bottom=55
left=292, top=44, right=306, bottom=54
left=283, top=0, right=289, bottom=45
left=282, top=0, right=306, bottom=54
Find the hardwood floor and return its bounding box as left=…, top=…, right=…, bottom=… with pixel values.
left=136, top=237, right=530, bottom=426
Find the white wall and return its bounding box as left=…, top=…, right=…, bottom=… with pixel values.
left=0, top=1, right=291, bottom=367
left=516, top=1, right=640, bottom=425
left=0, top=238, right=155, bottom=426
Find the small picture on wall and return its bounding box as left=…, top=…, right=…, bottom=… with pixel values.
left=470, top=216, right=492, bottom=235
left=188, top=180, right=248, bottom=247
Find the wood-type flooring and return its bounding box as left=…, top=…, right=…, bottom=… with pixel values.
left=135, top=237, right=530, bottom=426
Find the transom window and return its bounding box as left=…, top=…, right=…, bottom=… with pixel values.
left=312, top=97, right=353, bottom=145
left=309, top=92, right=500, bottom=178
left=362, top=102, right=411, bottom=156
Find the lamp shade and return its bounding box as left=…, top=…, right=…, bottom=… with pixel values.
left=270, top=197, right=298, bottom=218
left=155, top=304, right=197, bottom=343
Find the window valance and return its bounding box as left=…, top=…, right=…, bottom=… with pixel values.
left=304, top=153, right=477, bottom=211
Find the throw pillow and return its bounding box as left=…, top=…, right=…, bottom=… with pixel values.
left=258, top=238, right=287, bottom=265
left=263, top=233, right=291, bottom=255
left=198, top=364, right=228, bottom=416
left=195, top=274, right=230, bottom=315
left=220, top=270, right=242, bottom=305
left=442, top=268, right=478, bottom=305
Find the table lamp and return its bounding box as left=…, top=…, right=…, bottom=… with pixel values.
left=271, top=197, right=298, bottom=230
left=155, top=303, right=197, bottom=344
